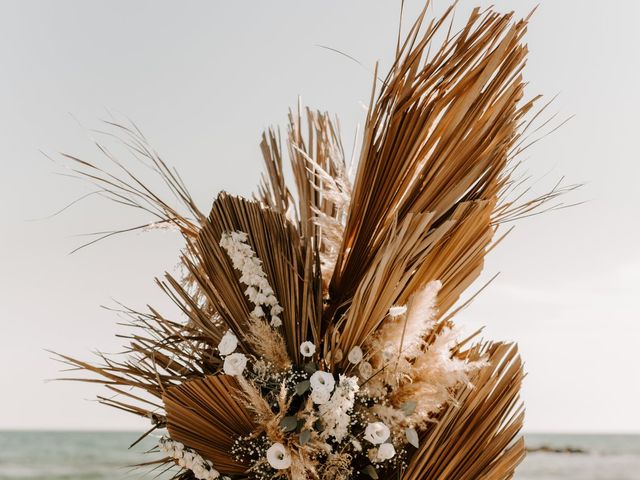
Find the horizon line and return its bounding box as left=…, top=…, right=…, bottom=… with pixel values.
left=1, top=429, right=640, bottom=435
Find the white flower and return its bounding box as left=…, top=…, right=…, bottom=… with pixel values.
left=220, top=231, right=284, bottom=330
left=158, top=436, right=220, bottom=479
left=338, top=374, right=360, bottom=394
left=389, top=305, right=407, bottom=317
left=377, top=442, right=396, bottom=461
left=173, top=442, right=184, bottom=453
left=364, top=422, right=390, bottom=445
left=358, top=361, right=373, bottom=379
left=183, top=451, right=196, bottom=468
left=317, top=375, right=360, bottom=441
left=347, top=346, right=363, bottom=364
left=230, top=231, right=248, bottom=242
left=217, top=330, right=238, bottom=356
left=311, top=387, right=331, bottom=404
left=310, top=370, right=335, bottom=393
left=262, top=285, right=274, bottom=296
left=266, top=442, right=291, bottom=470
left=255, top=292, right=268, bottom=304
left=245, top=286, right=258, bottom=302
left=193, top=464, right=208, bottom=479
left=223, top=352, right=247, bottom=376
left=352, top=439, right=362, bottom=451
left=300, top=341, right=316, bottom=357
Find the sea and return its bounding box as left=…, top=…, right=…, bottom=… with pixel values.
left=0, top=432, right=639, bottom=479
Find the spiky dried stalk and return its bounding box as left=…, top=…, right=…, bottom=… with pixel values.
left=53, top=3, right=575, bottom=480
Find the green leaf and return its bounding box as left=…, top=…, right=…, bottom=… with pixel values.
left=296, top=419, right=306, bottom=431
left=280, top=416, right=298, bottom=432
left=405, top=427, right=419, bottom=448
left=295, top=380, right=310, bottom=395
left=304, top=362, right=317, bottom=374
left=299, top=429, right=311, bottom=445
left=401, top=400, right=417, bottom=415
left=361, top=465, right=379, bottom=479
left=313, top=419, right=324, bottom=432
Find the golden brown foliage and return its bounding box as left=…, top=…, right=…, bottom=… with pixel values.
left=54, top=3, right=574, bottom=479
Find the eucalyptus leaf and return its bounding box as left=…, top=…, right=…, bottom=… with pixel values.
left=280, top=416, right=298, bottom=432
left=295, top=380, right=311, bottom=395
left=405, top=427, right=419, bottom=448
left=401, top=400, right=417, bottom=415
left=304, top=362, right=317, bottom=374
left=299, top=429, right=311, bottom=445
left=361, top=465, right=379, bottom=479
left=313, top=419, right=324, bottom=432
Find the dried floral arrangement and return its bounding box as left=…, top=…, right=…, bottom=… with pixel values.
left=55, top=3, right=575, bottom=480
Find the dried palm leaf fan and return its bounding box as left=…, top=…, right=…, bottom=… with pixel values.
left=55, top=3, right=574, bottom=480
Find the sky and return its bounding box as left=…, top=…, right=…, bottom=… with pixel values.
left=0, top=0, right=638, bottom=433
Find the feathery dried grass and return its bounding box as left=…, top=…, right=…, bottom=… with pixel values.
left=243, top=317, right=292, bottom=371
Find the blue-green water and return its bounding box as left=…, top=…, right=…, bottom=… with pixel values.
left=0, top=432, right=167, bottom=480
left=0, top=432, right=639, bottom=479
left=520, top=434, right=640, bottom=480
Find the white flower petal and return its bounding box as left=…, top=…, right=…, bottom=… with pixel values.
left=377, top=442, right=396, bottom=461
left=270, top=315, right=282, bottom=327
left=310, top=370, right=335, bottom=392
left=364, top=422, right=390, bottom=445
left=311, top=387, right=331, bottom=404
left=300, top=341, right=316, bottom=357
left=266, top=442, right=291, bottom=470
left=223, top=353, right=247, bottom=377
left=217, top=330, right=238, bottom=356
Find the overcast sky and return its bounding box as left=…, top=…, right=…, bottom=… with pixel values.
left=1, top=0, right=638, bottom=433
